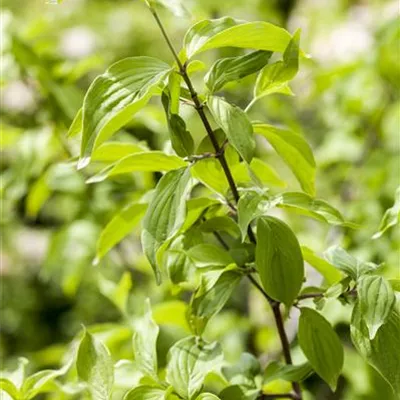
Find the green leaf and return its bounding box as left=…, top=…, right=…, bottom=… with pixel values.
left=189, top=267, right=242, bottom=334
left=255, top=216, right=304, bottom=306
left=87, top=152, right=187, bottom=183
left=148, top=0, right=190, bottom=18
left=0, top=379, right=20, bottom=400
left=196, top=394, right=221, bottom=400
left=272, top=192, right=354, bottom=227
left=208, top=96, right=255, bottom=163
left=222, top=352, right=261, bottom=388
left=123, top=385, right=166, bottom=400
left=166, top=336, right=222, bottom=399
left=301, top=246, right=342, bottom=285
left=389, top=278, right=400, bottom=292
left=358, top=275, right=395, bottom=339
left=264, top=361, right=313, bottom=383
left=132, top=299, right=159, bottom=378
left=78, top=57, right=170, bottom=168
left=373, top=186, right=400, bottom=239
left=200, top=216, right=241, bottom=237
left=91, top=141, right=148, bottom=163
left=98, top=272, right=132, bottom=315
left=95, top=202, right=148, bottom=262
left=187, top=244, right=234, bottom=268
left=76, top=329, right=114, bottom=400
left=67, top=108, right=82, bottom=137
left=254, top=30, right=300, bottom=99
left=237, top=191, right=265, bottom=241
left=162, top=90, right=194, bottom=157
left=324, top=246, right=380, bottom=281
left=22, top=362, right=71, bottom=399
left=351, top=301, right=400, bottom=394
left=253, top=123, right=316, bottom=195
left=205, top=50, right=272, bottom=93
left=298, top=308, right=344, bottom=390
left=184, top=17, right=292, bottom=59
left=141, top=167, right=192, bottom=283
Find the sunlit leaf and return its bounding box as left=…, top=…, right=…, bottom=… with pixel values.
left=78, top=57, right=170, bottom=168
left=87, top=151, right=187, bottom=183
left=187, top=243, right=234, bottom=268
left=76, top=329, right=114, bottom=400
left=166, top=336, right=222, bottom=399
left=373, top=187, right=400, bottom=239
left=264, top=361, right=313, bottom=383
left=184, top=17, right=292, bottom=58
left=208, top=96, right=255, bottom=163
left=253, top=123, right=316, bottom=195
left=123, top=385, right=166, bottom=400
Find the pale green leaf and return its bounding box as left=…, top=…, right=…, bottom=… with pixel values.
left=67, top=108, right=82, bottom=137
left=78, top=57, right=170, bottom=168
left=254, top=30, right=300, bottom=99
left=87, top=152, right=187, bottom=183
left=298, top=308, right=344, bottom=390
left=132, top=299, right=159, bottom=378
left=149, top=0, right=190, bottom=18
left=222, top=353, right=261, bottom=389
left=91, top=141, right=148, bottom=163
left=264, top=361, right=313, bottom=383
left=123, top=385, right=166, bottom=400
left=351, top=301, right=400, bottom=394
left=184, top=17, right=292, bottom=59
left=255, top=216, right=304, bottom=306
left=76, top=330, right=114, bottom=400
left=96, top=202, right=147, bottom=262
left=358, top=275, right=395, bottom=339
left=187, top=243, right=234, bottom=268
left=208, top=96, right=255, bottom=163
left=98, top=272, right=132, bottom=315
left=196, top=394, right=221, bottom=400
left=324, top=246, right=380, bottom=281
left=389, top=279, right=400, bottom=292
left=166, top=336, right=222, bottom=399
left=205, top=50, right=272, bottom=93
left=301, top=246, right=342, bottom=285
left=0, top=379, right=20, bottom=400
left=373, top=186, right=400, bottom=239
left=142, top=167, right=192, bottom=282
left=253, top=123, right=316, bottom=195
left=272, top=192, right=354, bottom=227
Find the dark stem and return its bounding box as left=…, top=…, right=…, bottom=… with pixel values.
left=149, top=7, right=301, bottom=399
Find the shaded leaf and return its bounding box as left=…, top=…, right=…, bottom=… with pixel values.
left=358, top=275, right=395, bottom=339
left=351, top=301, right=400, bottom=394
left=187, top=243, right=234, bottom=268
left=298, top=308, right=344, bottom=390
left=256, top=216, right=304, bottom=307
left=141, top=167, right=192, bottom=282
left=205, top=50, right=272, bottom=93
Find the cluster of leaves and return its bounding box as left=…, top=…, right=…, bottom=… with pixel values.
left=1, top=0, right=399, bottom=399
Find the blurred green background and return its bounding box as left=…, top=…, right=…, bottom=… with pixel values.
left=1, top=0, right=399, bottom=399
